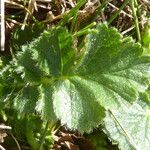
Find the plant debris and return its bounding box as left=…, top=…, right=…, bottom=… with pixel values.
left=53, top=126, right=94, bottom=150
left=0, top=124, right=11, bottom=150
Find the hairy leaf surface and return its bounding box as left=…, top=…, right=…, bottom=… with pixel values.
left=104, top=94, right=150, bottom=150
left=1, top=24, right=150, bottom=132
left=14, top=86, right=39, bottom=114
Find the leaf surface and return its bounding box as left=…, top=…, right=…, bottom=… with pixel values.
left=53, top=79, right=105, bottom=132
left=14, top=86, right=39, bottom=114
left=1, top=24, right=150, bottom=132
left=104, top=94, right=150, bottom=150
left=75, top=25, right=150, bottom=108
left=36, top=84, right=56, bottom=122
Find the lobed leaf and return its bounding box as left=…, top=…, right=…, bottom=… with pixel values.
left=1, top=24, right=150, bottom=133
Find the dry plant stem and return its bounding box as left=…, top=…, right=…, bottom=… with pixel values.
left=140, top=0, right=150, bottom=6
left=35, top=0, right=52, bottom=2
left=36, top=4, right=51, bottom=10
left=108, top=2, right=133, bottom=18
left=43, top=12, right=67, bottom=23
left=6, top=21, right=11, bottom=28
left=0, top=124, right=11, bottom=150
left=121, top=19, right=149, bottom=35
left=0, top=145, right=5, bottom=150
left=99, top=0, right=106, bottom=21
left=5, top=0, right=34, bottom=17
left=0, top=125, right=11, bottom=130
left=6, top=18, right=23, bottom=25
left=1, top=0, right=5, bottom=51
left=130, top=0, right=141, bottom=43
left=122, top=25, right=135, bottom=35
left=5, top=0, right=26, bottom=9
left=21, top=0, right=36, bottom=30
left=9, top=132, right=21, bottom=150
left=108, top=0, right=130, bottom=25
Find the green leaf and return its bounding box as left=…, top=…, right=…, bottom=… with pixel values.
left=1, top=24, right=150, bottom=133
left=18, top=27, right=75, bottom=77
left=103, top=94, right=150, bottom=150
left=74, top=24, right=150, bottom=110
left=0, top=64, right=23, bottom=103
left=53, top=79, right=105, bottom=132
left=36, top=84, right=56, bottom=122
left=17, top=49, right=44, bottom=82
left=142, top=21, right=150, bottom=46
left=11, top=23, right=45, bottom=51
left=142, top=21, right=150, bottom=54
left=14, top=85, right=39, bottom=114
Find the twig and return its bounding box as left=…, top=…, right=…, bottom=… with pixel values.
left=43, top=11, right=66, bottom=23
left=121, top=19, right=149, bottom=35
left=0, top=125, right=12, bottom=130
left=5, top=0, right=26, bottom=9
left=36, top=4, right=51, bottom=10
left=108, top=2, right=133, bottom=18
left=9, top=132, right=21, bottom=150
left=121, top=25, right=135, bottom=35
left=21, top=0, right=37, bottom=30
left=1, top=0, right=5, bottom=51
left=5, top=0, right=34, bottom=17
left=6, top=18, right=23, bottom=25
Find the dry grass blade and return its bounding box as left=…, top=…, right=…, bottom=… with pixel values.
left=0, top=132, right=7, bottom=143
left=6, top=18, right=23, bottom=25
left=0, top=124, right=11, bottom=144
left=21, top=0, right=37, bottom=30
left=35, top=0, right=52, bottom=2
left=0, top=125, right=12, bottom=130
left=5, top=0, right=25, bottom=9
left=1, top=0, right=5, bottom=51
left=0, top=145, right=5, bottom=150
left=108, top=2, right=133, bottom=18
left=140, top=0, right=150, bottom=6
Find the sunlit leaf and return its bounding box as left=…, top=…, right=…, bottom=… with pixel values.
left=1, top=24, right=150, bottom=133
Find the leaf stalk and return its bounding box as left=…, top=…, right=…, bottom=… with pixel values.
left=130, top=0, right=141, bottom=43
left=39, top=121, right=49, bottom=150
